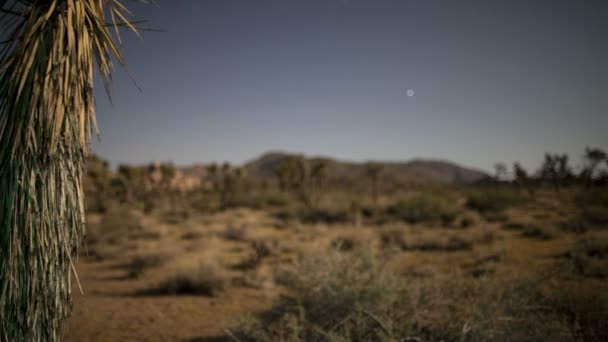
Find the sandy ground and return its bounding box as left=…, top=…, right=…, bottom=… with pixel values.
left=61, top=204, right=602, bottom=341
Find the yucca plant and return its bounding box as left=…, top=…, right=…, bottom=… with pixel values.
left=0, top=0, right=143, bottom=340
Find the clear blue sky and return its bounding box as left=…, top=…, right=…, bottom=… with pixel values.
left=92, top=0, right=607, bottom=173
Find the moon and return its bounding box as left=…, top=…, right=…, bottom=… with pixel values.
left=407, top=89, right=415, bottom=97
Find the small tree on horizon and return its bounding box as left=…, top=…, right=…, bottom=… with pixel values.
left=365, top=162, right=384, bottom=205
left=581, top=147, right=607, bottom=187
left=494, top=162, right=508, bottom=181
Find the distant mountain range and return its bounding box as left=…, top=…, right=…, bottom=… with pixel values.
left=87, top=151, right=490, bottom=193
left=241, top=152, right=489, bottom=187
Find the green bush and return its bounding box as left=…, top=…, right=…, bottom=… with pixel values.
left=466, top=189, right=524, bottom=214
left=575, top=189, right=608, bottom=226
left=388, top=193, right=459, bottom=225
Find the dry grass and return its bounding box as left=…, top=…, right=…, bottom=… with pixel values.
left=229, top=247, right=605, bottom=342
left=231, top=249, right=400, bottom=341
left=379, top=227, right=473, bottom=252
left=221, top=223, right=248, bottom=241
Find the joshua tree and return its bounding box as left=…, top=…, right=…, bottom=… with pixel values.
left=310, top=159, right=329, bottom=206
left=513, top=162, right=534, bottom=196
left=365, top=162, right=383, bottom=205
left=219, top=162, right=233, bottom=208
left=206, top=162, right=219, bottom=189
left=539, top=153, right=572, bottom=190
left=0, top=1, right=141, bottom=340
left=494, top=162, right=508, bottom=181
left=221, top=166, right=248, bottom=208
left=272, top=155, right=312, bottom=206
left=582, top=147, right=607, bottom=187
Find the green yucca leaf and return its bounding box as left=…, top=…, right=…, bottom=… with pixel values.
left=0, top=0, right=141, bottom=340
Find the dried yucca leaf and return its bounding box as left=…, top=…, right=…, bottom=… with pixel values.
left=0, top=1, right=140, bottom=341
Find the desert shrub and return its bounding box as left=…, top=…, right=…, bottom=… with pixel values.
left=231, top=191, right=295, bottom=209
left=275, top=203, right=351, bottom=225
left=404, top=234, right=473, bottom=252
left=230, top=250, right=401, bottom=341
left=87, top=204, right=144, bottom=244
left=299, top=207, right=351, bottom=224
left=387, top=193, right=459, bottom=225
left=573, top=189, right=608, bottom=227
left=580, top=206, right=608, bottom=226
left=159, top=209, right=191, bottom=225
left=221, top=224, right=248, bottom=241
left=569, top=239, right=608, bottom=278
left=505, top=219, right=558, bottom=240
left=522, top=225, right=558, bottom=240
left=459, top=213, right=477, bottom=228
left=330, top=236, right=359, bottom=251
left=250, top=239, right=276, bottom=258
left=379, top=226, right=407, bottom=250
left=230, top=247, right=605, bottom=342
left=126, top=253, right=171, bottom=278
left=575, top=189, right=608, bottom=208
left=147, top=263, right=227, bottom=296
left=180, top=231, right=203, bottom=240
left=466, top=189, right=524, bottom=214
left=548, top=286, right=608, bottom=342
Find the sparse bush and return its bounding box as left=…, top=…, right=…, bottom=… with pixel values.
left=126, top=253, right=171, bottom=278
left=388, top=193, right=459, bottom=225
left=231, top=250, right=400, bottom=341
left=180, top=231, right=202, bottom=240
left=522, top=225, right=558, bottom=240
left=574, top=189, right=608, bottom=226
left=569, top=239, right=608, bottom=278
left=88, top=204, right=144, bottom=244
left=230, top=249, right=598, bottom=342
left=150, top=263, right=227, bottom=296
left=466, top=189, right=524, bottom=214
left=404, top=234, right=473, bottom=252
left=330, top=236, right=359, bottom=251
left=221, top=224, right=248, bottom=241
left=459, top=213, right=477, bottom=228
left=549, top=286, right=608, bottom=342
left=505, top=219, right=558, bottom=240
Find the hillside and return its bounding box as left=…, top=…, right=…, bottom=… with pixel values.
left=243, top=152, right=489, bottom=187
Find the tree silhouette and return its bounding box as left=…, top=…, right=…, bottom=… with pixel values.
left=539, top=153, right=572, bottom=190
left=513, top=162, right=534, bottom=196
left=582, top=147, right=607, bottom=187
left=310, top=160, right=330, bottom=207
left=272, top=156, right=314, bottom=206
left=365, top=162, right=384, bottom=205
left=494, top=162, right=508, bottom=181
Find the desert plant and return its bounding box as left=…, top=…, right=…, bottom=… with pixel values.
left=231, top=249, right=400, bottom=341
left=309, top=159, right=329, bottom=207
left=388, top=193, right=459, bottom=225
left=574, top=189, right=608, bottom=227
left=494, top=162, right=508, bottom=181
left=151, top=263, right=227, bottom=296
left=466, top=188, right=524, bottom=214
left=513, top=162, right=535, bottom=196
left=581, top=147, right=607, bottom=187
left=365, top=161, right=383, bottom=205
left=0, top=1, right=141, bottom=340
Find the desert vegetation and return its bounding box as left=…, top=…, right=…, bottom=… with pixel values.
left=51, top=147, right=608, bottom=341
